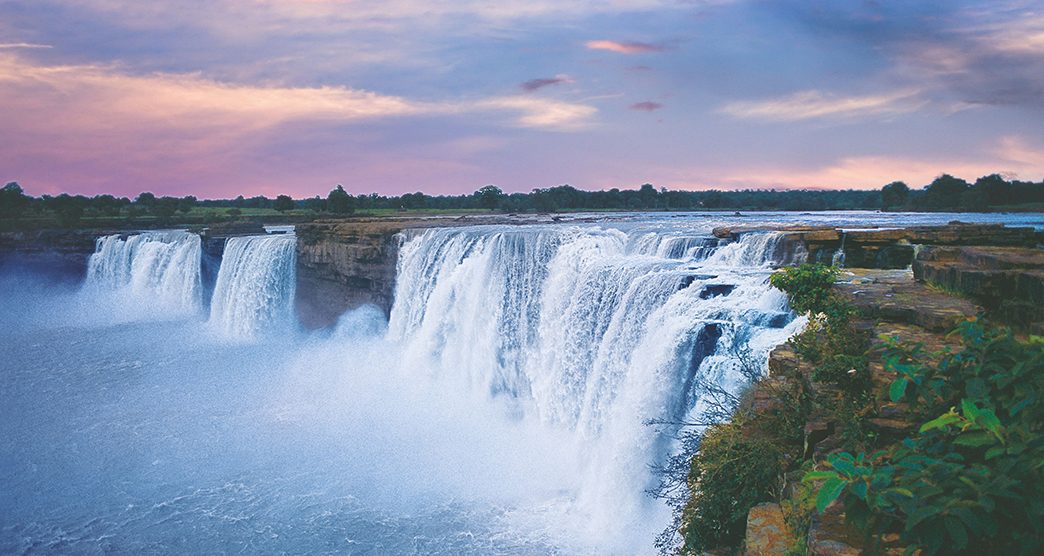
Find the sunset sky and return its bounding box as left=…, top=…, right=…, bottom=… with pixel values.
left=2, top=0, right=1044, bottom=198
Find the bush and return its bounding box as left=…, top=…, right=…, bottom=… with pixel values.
left=807, top=320, right=1044, bottom=555
left=680, top=421, right=784, bottom=553
left=770, top=263, right=840, bottom=315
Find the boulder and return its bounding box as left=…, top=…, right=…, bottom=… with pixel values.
left=744, top=503, right=791, bottom=555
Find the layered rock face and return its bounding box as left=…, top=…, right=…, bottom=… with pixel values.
left=914, top=245, right=1044, bottom=328
left=294, top=220, right=408, bottom=329
left=0, top=229, right=108, bottom=282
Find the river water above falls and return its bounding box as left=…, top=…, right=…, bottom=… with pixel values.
left=1, top=213, right=1041, bottom=554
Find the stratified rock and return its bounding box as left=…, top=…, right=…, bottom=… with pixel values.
left=0, top=228, right=112, bottom=282
left=744, top=503, right=791, bottom=555
left=913, top=246, right=1044, bottom=326
left=835, top=269, right=981, bottom=332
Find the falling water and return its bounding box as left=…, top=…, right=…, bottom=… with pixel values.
left=387, top=225, right=801, bottom=544
left=208, top=233, right=297, bottom=339
left=84, top=230, right=202, bottom=314
left=833, top=231, right=847, bottom=267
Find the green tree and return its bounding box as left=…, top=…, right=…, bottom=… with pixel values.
left=327, top=184, right=354, bottom=214
left=973, top=174, right=1011, bottom=207
left=0, top=182, right=29, bottom=217
left=178, top=195, right=197, bottom=214
left=923, top=174, right=969, bottom=209
left=474, top=185, right=505, bottom=210
left=274, top=194, right=295, bottom=212
left=881, top=181, right=910, bottom=210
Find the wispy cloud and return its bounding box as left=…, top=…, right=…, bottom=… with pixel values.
left=0, top=54, right=596, bottom=132
left=0, top=42, right=52, bottom=49
left=584, top=40, right=663, bottom=54
left=720, top=89, right=923, bottom=122
left=477, top=96, right=596, bottom=130
left=630, top=101, right=662, bottom=111
left=519, top=74, right=573, bottom=92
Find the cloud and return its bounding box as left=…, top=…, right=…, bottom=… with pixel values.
left=629, top=101, right=662, bottom=111
left=477, top=96, right=596, bottom=130
left=519, top=74, right=573, bottom=92
left=720, top=89, right=923, bottom=122
left=0, top=54, right=595, bottom=132
left=0, top=53, right=597, bottom=195
left=584, top=40, right=663, bottom=54
left=671, top=137, right=1044, bottom=190
left=0, top=43, right=52, bottom=49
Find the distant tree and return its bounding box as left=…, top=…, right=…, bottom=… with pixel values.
left=638, top=183, right=659, bottom=209
left=49, top=193, right=85, bottom=227
left=274, top=194, right=295, bottom=212
left=400, top=192, right=428, bottom=210
left=327, top=184, right=354, bottom=214
left=178, top=195, right=197, bottom=214
left=880, top=181, right=910, bottom=211
left=135, top=192, right=156, bottom=207
left=972, top=174, right=1012, bottom=207
left=306, top=195, right=326, bottom=213
left=0, top=182, right=29, bottom=217
left=474, top=185, right=505, bottom=210
left=151, top=197, right=180, bottom=222
left=923, top=174, right=969, bottom=209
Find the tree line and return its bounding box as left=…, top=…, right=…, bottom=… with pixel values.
left=2, top=173, right=1042, bottom=228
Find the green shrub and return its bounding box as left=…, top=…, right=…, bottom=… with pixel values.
left=680, top=421, right=784, bottom=553
left=806, top=320, right=1044, bottom=555
left=770, top=263, right=840, bottom=315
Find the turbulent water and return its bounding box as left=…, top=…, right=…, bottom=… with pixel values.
left=85, top=231, right=203, bottom=315
left=209, top=234, right=297, bottom=339
left=2, top=213, right=1041, bottom=554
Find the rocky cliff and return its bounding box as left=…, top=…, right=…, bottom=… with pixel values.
left=0, top=229, right=109, bottom=282
left=294, top=220, right=405, bottom=329
left=292, top=214, right=560, bottom=328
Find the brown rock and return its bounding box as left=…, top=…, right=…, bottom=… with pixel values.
left=744, top=503, right=791, bottom=555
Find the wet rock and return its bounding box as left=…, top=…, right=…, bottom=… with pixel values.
left=700, top=284, right=736, bottom=298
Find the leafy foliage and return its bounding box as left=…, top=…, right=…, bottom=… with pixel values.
left=770, top=263, right=840, bottom=315
left=680, top=421, right=784, bottom=552
left=807, top=320, right=1044, bottom=555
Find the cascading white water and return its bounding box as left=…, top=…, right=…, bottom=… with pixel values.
left=208, top=234, right=297, bottom=339
left=387, top=225, right=803, bottom=544
left=84, top=231, right=202, bottom=314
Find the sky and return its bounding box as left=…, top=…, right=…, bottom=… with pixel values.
left=2, top=0, right=1044, bottom=199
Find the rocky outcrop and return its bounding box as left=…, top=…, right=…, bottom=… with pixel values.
left=294, top=220, right=404, bottom=329
left=0, top=228, right=111, bottom=282
left=293, top=214, right=561, bottom=328
left=744, top=503, right=792, bottom=555
left=913, top=245, right=1044, bottom=328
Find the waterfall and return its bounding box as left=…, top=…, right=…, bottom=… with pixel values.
left=208, top=234, right=297, bottom=339
left=84, top=231, right=202, bottom=314
left=386, top=226, right=800, bottom=538
left=833, top=231, right=847, bottom=267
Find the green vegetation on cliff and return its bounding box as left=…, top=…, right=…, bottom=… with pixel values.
left=672, top=263, right=1044, bottom=555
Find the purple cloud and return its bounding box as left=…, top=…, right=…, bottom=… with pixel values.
left=520, top=74, right=573, bottom=92
left=630, top=101, right=663, bottom=111
left=585, top=40, right=664, bottom=54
